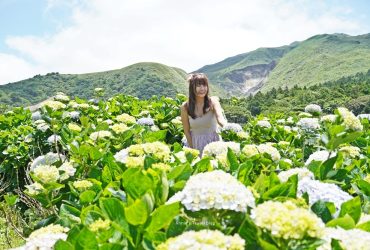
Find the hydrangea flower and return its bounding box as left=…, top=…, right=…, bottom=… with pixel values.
left=31, top=111, right=41, bottom=121
left=167, top=170, right=255, bottom=212
left=339, top=145, right=361, bottom=158
left=137, top=117, right=155, bottom=126
left=241, top=144, right=259, bottom=158
left=58, top=161, right=76, bottom=181
left=68, top=123, right=82, bottom=132
left=221, top=123, right=243, bottom=133
left=32, top=165, right=60, bottom=184
left=35, top=120, right=50, bottom=132
left=69, top=111, right=80, bottom=119
left=318, top=227, right=370, bottom=250
left=297, top=178, right=352, bottom=214
left=320, top=114, right=337, bottom=123
left=114, top=142, right=171, bottom=164
left=357, top=114, right=370, bottom=120
left=236, top=131, right=249, bottom=139
left=30, top=153, right=65, bottom=171
left=297, top=118, right=320, bottom=131
left=251, top=200, right=324, bottom=240
left=305, top=150, right=336, bottom=165
left=337, top=107, right=363, bottom=131
left=157, top=230, right=245, bottom=250
left=115, top=113, right=136, bottom=124
left=14, top=224, right=69, bottom=250
left=25, top=182, right=45, bottom=195
left=256, top=120, right=271, bottom=128
left=278, top=167, right=314, bottom=182
left=89, top=131, right=112, bottom=141
left=203, top=141, right=240, bottom=157
left=54, top=94, right=70, bottom=102
left=170, top=116, right=182, bottom=125
left=73, top=180, right=93, bottom=191
left=256, top=143, right=281, bottom=161
left=42, top=100, right=66, bottom=110
left=47, top=134, right=61, bottom=144
left=304, top=104, right=322, bottom=115
left=89, top=218, right=111, bottom=232
left=111, top=123, right=129, bottom=134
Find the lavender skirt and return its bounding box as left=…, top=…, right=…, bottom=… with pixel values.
left=187, top=131, right=221, bottom=155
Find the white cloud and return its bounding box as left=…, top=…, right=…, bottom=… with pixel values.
left=0, top=0, right=368, bottom=85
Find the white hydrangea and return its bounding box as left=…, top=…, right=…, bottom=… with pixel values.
left=278, top=167, right=314, bottom=182
left=54, top=94, right=70, bottom=102
left=337, top=107, right=363, bottom=131
left=304, top=104, right=322, bottom=115
left=32, top=165, right=60, bottom=183
left=170, top=116, right=182, bottom=125
left=25, top=182, right=45, bottom=196
left=357, top=114, right=370, bottom=120
left=320, top=114, right=337, bottom=123
left=251, top=200, right=324, bottom=240
left=13, top=224, right=69, bottom=250
left=256, top=120, right=271, bottom=128
left=256, top=144, right=281, bottom=161
left=157, top=230, right=245, bottom=250
left=42, top=100, right=66, bottom=110
left=276, top=119, right=286, bottom=124
left=89, top=131, right=112, bottom=141
left=31, top=111, right=41, bottom=121
left=137, top=117, right=155, bottom=126
left=30, top=152, right=65, bottom=171
left=36, top=121, right=50, bottom=132
left=114, top=149, right=129, bottom=164
left=47, top=134, right=61, bottom=144
left=221, top=123, right=243, bottom=133
left=167, top=170, right=255, bottom=212
left=69, top=111, right=80, bottom=119
left=339, top=145, right=361, bottom=158
left=203, top=141, right=240, bottom=157
left=58, top=161, right=76, bottom=181
left=305, top=150, right=337, bottom=165
left=297, top=178, right=352, bottom=214
left=318, top=227, right=370, bottom=250
left=297, top=118, right=320, bottom=131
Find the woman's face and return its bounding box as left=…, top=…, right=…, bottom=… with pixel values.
left=195, top=83, right=208, bottom=97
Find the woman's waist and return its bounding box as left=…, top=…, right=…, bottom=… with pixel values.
left=190, top=127, right=219, bottom=135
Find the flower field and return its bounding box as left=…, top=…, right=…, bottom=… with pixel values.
left=0, top=92, right=370, bottom=249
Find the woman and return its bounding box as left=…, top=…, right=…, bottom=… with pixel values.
left=180, top=73, right=227, bottom=154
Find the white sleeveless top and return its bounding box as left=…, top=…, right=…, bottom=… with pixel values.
left=189, top=109, right=219, bottom=135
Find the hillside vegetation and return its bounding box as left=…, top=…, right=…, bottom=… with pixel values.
left=0, top=62, right=188, bottom=107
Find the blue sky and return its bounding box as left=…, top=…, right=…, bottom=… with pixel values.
left=0, top=0, right=369, bottom=85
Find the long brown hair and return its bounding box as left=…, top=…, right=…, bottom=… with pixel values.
left=187, top=73, right=211, bottom=119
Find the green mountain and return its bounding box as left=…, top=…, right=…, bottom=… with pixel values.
left=196, top=33, right=370, bottom=95
left=0, top=62, right=188, bottom=107
left=1, top=33, right=370, bottom=108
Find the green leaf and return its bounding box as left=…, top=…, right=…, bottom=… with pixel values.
left=99, top=198, right=126, bottom=224
left=326, top=214, right=356, bottom=229
left=319, top=155, right=337, bottom=180
left=262, top=174, right=297, bottom=200
left=238, top=215, right=259, bottom=246
left=54, top=240, right=74, bottom=250
left=143, top=130, right=167, bottom=142
left=124, top=199, right=149, bottom=225
left=4, top=194, right=18, bottom=206
left=122, top=168, right=155, bottom=199
left=146, top=202, right=180, bottom=233
left=357, top=179, right=370, bottom=196
left=167, top=163, right=186, bottom=180
left=60, top=204, right=81, bottom=218
left=99, top=243, right=123, bottom=250
left=227, top=147, right=239, bottom=172
left=339, top=197, right=361, bottom=224
left=193, top=157, right=211, bottom=173
left=79, top=190, right=96, bottom=204
left=76, top=227, right=98, bottom=250
left=311, top=201, right=333, bottom=223
left=237, top=162, right=254, bottom=186
left=356, top=221, right=370, bottom=232
left=144, top=155, right=156, bottom=170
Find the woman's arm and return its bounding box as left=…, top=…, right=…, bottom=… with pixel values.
left=211, top=96, right=227, bottom=127
left=180, top=102, right=193, bottom=148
